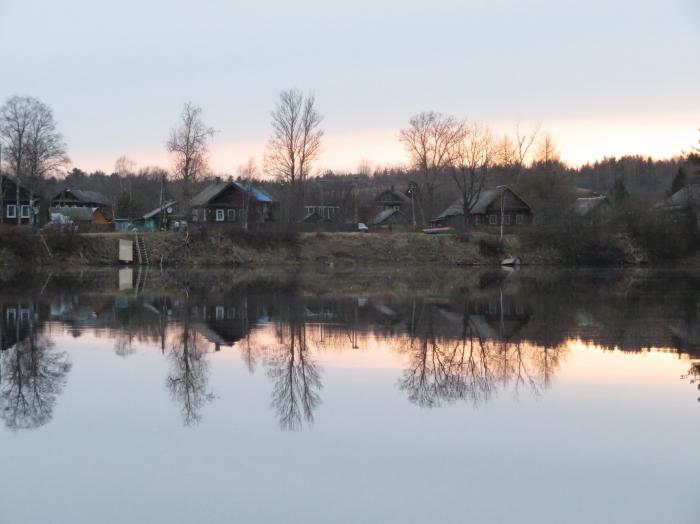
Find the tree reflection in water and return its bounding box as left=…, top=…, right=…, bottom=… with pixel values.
left=398, top=298, right=565, bottom=408
left=167, top=307, right=214, bottom=426
left=0, top=305, right=71, bottom=431
left=266, top=322, right=322, bottom=431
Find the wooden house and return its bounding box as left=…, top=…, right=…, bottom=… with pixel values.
left=370, top=187, right=414, bottom=228
left=431, top=186, right=533, bottom=230
left=51, top=188, right=112, bottom=218
left=189, top=179, right=277, bottom=228
left=0, top=175, right=41, bottom=227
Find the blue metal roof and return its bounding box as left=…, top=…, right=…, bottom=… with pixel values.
left=234, top=182, right=274, bottom=203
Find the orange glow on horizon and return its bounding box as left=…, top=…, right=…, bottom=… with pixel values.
left=64, top=112, right=700, bottom=176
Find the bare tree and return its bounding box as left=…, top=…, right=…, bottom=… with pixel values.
left=356, top=158, right=372, bottom=177
left=495, top=133, right=517, bottom=167
left=399, top=111, right=464, bottom=220
left=237, top=156, right=258, bottom=231
left=513, top=122, right=542, bottom=175
left=0, top=95, right=68, bottom=225
left=166, top=102, right=215, bottom=208
left=450, top=122, right=494, bottom=230
left=264, top=88, right=323, bottom=224
left=534, top=131, right=560, bottom=165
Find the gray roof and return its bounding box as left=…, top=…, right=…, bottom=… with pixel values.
left=371, top=208, right=403, bottom=225
left=143, top=200, right=178, bottom=220
left=375, top=188, right=412, bottom=204
left=573, top=196, right=610, bottom=217
left=190, top=181, right=274, bottom=207
left=434, top=186, right=528, bottom=220
left=49, top=206, right=102, bottom=221
left=655, top=184, right=700, bottom=211
left=54, top=188, right=110, bottom=206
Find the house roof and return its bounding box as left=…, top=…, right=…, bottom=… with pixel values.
left=655, top=184, right=700, bottom=211
left=572, top=196, right=610, bottom=217
left=54, top=188, right=110, bottom=206
left=190, top=180, right=274, bottom=207
left=49, top=206, right=102, bottom=222
left=142, top=200, right=178, bottom=220
left=371, top=207, right=405, bottom=225
left=434, top=186, right=529, bottom=220
left=375, top=188, right=411, bottom=204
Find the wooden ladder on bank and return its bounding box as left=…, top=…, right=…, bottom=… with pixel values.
left=134, top=232, right=150, bottom=265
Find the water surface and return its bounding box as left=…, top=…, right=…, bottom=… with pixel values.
left=1, top=267, right=698, bottom=523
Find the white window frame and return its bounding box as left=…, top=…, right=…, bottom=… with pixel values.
left=20, top=205, right=30, bottom=219
left=215, top=209, right=225, bottom=222
left=228, top=209, right=236, bottom=221
left=6, top=204, right=16, bottom=219
left=489, top=214, right=497, bottom=225
left=516, top=213, right=524, bottom=225
left=215, top=306, right=225, bottom=320
left=503, top=214, right=511, bottom=226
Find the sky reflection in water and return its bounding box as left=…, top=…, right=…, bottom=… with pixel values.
left=0, top=267, right=698, bottom=523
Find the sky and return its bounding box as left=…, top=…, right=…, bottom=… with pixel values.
left=0, top=0, right=698, bottom=176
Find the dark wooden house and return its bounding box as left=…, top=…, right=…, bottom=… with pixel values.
left=189, top=179, right=277, bottom=228
left=370, top=187, right=414, bottom=228
left=0, top=175, right=41, bottom=227
left=432, top=186, right=533, bottom=230
left=51, top=188, right=112, bottom=218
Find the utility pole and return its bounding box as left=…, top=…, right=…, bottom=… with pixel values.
left=158, top=171, right=165, bottom=230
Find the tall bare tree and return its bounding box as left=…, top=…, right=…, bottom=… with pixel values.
left=166, top=102, right=215, bottom=208
left=399, top=111, right=464, bottom=220
left=513, top=122, right=542, bottom=175
left=237, top=156, right=258, bottom=231
left=264, top=88, right=323, bottom=224
left=534, top=131, right=560, bottom=165
left=0, top=95, right=68, bottom=225
left=450, top=123, right=494, bottom=230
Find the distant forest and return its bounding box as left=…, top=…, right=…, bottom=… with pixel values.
left=41, top=153, right=692, bottom=224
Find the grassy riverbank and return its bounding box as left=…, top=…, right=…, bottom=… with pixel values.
left=0, top=228, right=669, bottom=269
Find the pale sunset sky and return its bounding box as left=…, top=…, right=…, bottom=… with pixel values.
left=0, top=0, right=698, bottom=175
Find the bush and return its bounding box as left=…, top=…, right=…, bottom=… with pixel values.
left=43, top=230, right=86, bottom=254
left=521, top=216, right=625, bottom=266
left=221, top=228, right=299, bottom=249
left=628, top=209, right=698, bottom=261
left=0, top=229, right=41, bottom=259
left=478, top=236, right=504, bottom=258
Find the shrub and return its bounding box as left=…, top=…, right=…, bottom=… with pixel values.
left=0, top=229, right=41, bottom=259
left=478, top=236, right=504, bottom=258
left=221, top=228, right=299, bottom=249
left=521, top=215, right=625, bottom=266
left=628, top=209, right=698, bottom=261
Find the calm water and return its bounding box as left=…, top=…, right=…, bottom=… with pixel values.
left=1, top=267, right=699, bottom=524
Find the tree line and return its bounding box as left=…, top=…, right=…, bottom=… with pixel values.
left=0, top=92, right=696, bottom=225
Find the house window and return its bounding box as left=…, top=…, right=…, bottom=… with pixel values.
left=6, top=205, right=16, bottom=218
left=516, top=214, right=525, bottom=225
left=503, top=214, right=511, bottom=225
left=20, top=205, right=30, bottom=218
left=228, top=209, right=236, bottom=221
left=215, top=209, right=225, bottom=222
left=215, top=306, right=225, bottom=320
left=191, top=209, right=199, bottom=222
left=489, top=214, right=497, bottom=225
